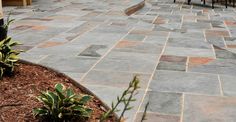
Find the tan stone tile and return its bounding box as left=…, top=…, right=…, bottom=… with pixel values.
left=115, top=40, right=140, bottom=48
left=205, top=29, right=230, bottom=37
left=38, top=41, right=65, bottom=48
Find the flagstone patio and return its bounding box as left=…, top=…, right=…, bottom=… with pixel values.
left=3, top=0, right=236, bottom=121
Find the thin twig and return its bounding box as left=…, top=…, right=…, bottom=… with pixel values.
left=141, top=102, right=149, bottom=122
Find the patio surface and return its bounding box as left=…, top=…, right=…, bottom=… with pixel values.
left=3, top=0, right=236, bottom=121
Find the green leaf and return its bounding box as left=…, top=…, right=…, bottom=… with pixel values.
left=66, top=88, right=74, bottom=98
left=126, top=106, right=133, bottom=111
left=9, top=41, right=20, bottom=47
left=72, top=105, right=92, bottom=117
left=55, top=83, right=65, bottom=100
left=79, top=95, right=92, bottom=105
left=71, top=105, right=84, bottom=111
left=0, top=52, right=2, bottom=60
left=82, top=108, right=93, bottom=117
left=117, top=96, right=120, bottom=101
left=55, top=83, right=64, bottom=93
left=33, top=108, right=48, bottom=116
left=0, top=68, right=3, bottom=78
left=41, top=92, right=53, bottom=109
left=48, top=91, right=59, bottom=109
left=111, top=102, right=114, bottom=108
left=37, top=95, right=52, bottom=109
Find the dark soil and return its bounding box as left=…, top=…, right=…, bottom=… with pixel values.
left=0, top=62, right=115, bottom=122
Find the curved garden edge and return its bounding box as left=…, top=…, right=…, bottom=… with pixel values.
left=19, top=59, right=119, bottom=119
left=124, top=0, right=145, bottom=16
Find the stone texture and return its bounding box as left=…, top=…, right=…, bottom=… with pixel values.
left=160, top=55, right=187, bottom=63
left=220, top=75, right=236, bottom=96
left=150, top=70, right=221, bottom=95
left=184, top=95, right=236, bottom=122
left=164, top=46, right=215, bottom=58
left=114, top=41, right=163, bottom=54
left=188, top=58, right=236, bottom=76
left=94, top=51, right=159, bottom=73
left=157, top=55, right=187, bottom=71
left=140, top=91, right=183, bottom=115
left=167, top=38, right=212, bottom=49
left=188, top=57, right=214, bottom=67
left=79, top=45, right=107, bottom=57
left=124, top=34, right=146, bottom=41
left=82, top=70, right=150, bottom=89
left=135, top=112, right=180, bottom=122
left=157, top=61, right=186, bottom=71
left=214, top=45, right=236, bottom=59
left=5, top=0, right=236, bottom=121
left=39, top=56, right=99, bottom=73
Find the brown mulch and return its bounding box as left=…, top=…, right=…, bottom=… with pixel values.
left=0, top=62, right=115, bottom=122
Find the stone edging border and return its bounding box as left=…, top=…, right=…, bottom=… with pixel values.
left=125, top=0, right=145, bottom=16
left=19, top=59, right=118, bottom=119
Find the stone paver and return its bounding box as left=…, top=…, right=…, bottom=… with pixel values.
left=184, top=95, right=236, bottom=122
left=150, top=70, right=221, bottom=95
left=219, top=75, right=236, bottom=96
left=3, top=0, right=236, bottom=121
left=135, top=113, right=180, bottom=122
left=140, top=91, right=183, bottom=115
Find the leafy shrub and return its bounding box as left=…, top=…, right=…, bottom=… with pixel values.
left=2, top=15, right=15, bottom=32
left=33, top=83, right=93, bottom=122
left=0, top=14, right=15, bottom=41
left=100, top=76, right=140, bottom=122
left=0, top=37, right=21, bottom=78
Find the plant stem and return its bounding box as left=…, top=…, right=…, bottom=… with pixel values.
left=141, top=102, right=149, bottom=122
left=100, top=87, right=132, bottom=122
left=118, top=86, right=136, bottom=121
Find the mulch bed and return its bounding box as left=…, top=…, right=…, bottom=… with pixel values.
left=0, top=62, right=115, bottom=122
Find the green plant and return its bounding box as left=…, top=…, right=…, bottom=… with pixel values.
left=1, top=12, right=15, bottom=31
left=33, top=83, right=93, bottom=122
left=100, top=76, right=140, bottom=122
left=0, top=13, right=15, bottom=41
left=0, top=37, right=21, bottom=78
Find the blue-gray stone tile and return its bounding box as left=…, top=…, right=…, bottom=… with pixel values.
left=150, top=70, right=221, bottom=95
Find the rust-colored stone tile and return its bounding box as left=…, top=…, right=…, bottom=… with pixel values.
left=227, top=45, right=236, bottom=48
left=225, top=20, right=236, bottom=27
left=189, top=57, right=214, bottom=67
left=205, top=29, right=230, bottom=37
left=203, top=8, right=209, bottom=13
left=31, top=25, right=47, bottom=31
left=160, top=55, right=187, bottom=63
left=115, top=40, right=140, bottom=48
left=38, top=41, right=65, bottom=48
